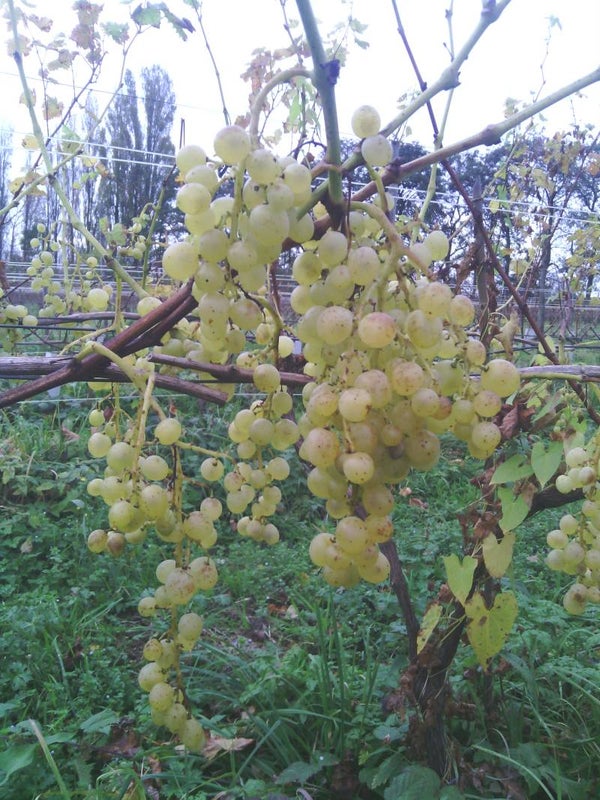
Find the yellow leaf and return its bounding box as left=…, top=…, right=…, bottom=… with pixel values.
left=417, top=603, right=442, bottom=653
left=21, top=134, right=39, bottom=149
left=443, top=554, right=477, bottom=605
left=482, top=531, right=515, bottom=578
left=465, top=590, right=518, bottom=669
left=202, top=735, right=253, bottom=761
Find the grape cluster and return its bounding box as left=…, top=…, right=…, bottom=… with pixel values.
left=78, top=111, right=523, bottom=747
left=545, top=439, right=600, bottom=614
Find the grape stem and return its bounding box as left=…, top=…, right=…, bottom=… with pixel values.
left=248, top=66, right=312, bottom=146
left=295, top=0, right=344, bottom=213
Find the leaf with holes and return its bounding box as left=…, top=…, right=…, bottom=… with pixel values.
left=465, top=590, right=518, bottom=669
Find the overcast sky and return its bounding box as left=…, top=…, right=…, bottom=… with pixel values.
left=1, top=0, right=599, bottom=156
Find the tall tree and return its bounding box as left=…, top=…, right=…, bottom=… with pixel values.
left=98, top=67, right=177, bottom=234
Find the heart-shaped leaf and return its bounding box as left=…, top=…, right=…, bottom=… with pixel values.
left=465, top=590, right=518, bottom=668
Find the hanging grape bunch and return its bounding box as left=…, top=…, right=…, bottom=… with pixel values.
left=83, top=107, right=522, bottom=749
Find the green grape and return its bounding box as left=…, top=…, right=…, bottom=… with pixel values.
left=137, top=596, right=157, bottom=617
left=347, top=245, right=381, bottom=285
left=87, top=528, right=107, bottom=553
left=389, top=359, right=426, bottom=397
left=472, top=389, right=502, bottom=418
left=317, top=230, right=348, bottom=267
left=105, top=531, right=126, bottom=556
left=423, top=230, right=450, bottom=260
left=316, top=305, right=353, bottom=345
left=164, top=568, right=196, bottom=605
left=246, top=147, right=280, bottom=183
left=88, top=408, right=105, bottom=427
left=357, top=312, right=396, bottom=348
left=176, top=144, right=207, bottom=173
left=200, top=496, right=222, bottom=521
left=213, top=124, right=251, bottom=164
left=162, top=241, right=199, bottom=281
left=299, top=427, right=340, bottom=468
left=335, top=516, right=370, bottom=555
left=108, top=499, right=137, bottom=532
left=178, top=612, right=203, bottom=641
left=416, top=281, right=452, bottom=318
left=200, top=458, right=224, bottom=482
left=248, top=418, right=275, bottom=445
left=87, top=287, right=109, bottom=310
left=139, top=484, right=169, bottom=520
left=404, top=430, right=441, bottom=470
left=546, top=529, right=568, bottom=549
left=341, top=451, right=375, bottom=484
left=563, top=583, right=588, bottom=615
left=351, top=104, right=381, bottom=138
left=481, top=358, right=520, bottom=398
left=358, top=551, right=391, bottom=583
left=266, top=457, right=290, bottom=480
left=189, top=556, right=218, bottom=590
left=253, top=363, right=281, bottom=393
left=140, top=455, right=170, bottom=482
left=176, top=183, right=211, bottom=214
left=143, top=638, right=163, bottom=662
left=155, top=418, right=182, bottom=445
left=361, top=134, right=393, bottom=167
left=338, top=388, right=372, bottom=422
left=148, top=681, right=175, bottom=711
left=138, top=662, right=165, bottom=691
left=88, top=432, right=112, bottom=458
left=249, top=204, right=290, bottom=246
left=106, top=441, right=136, bottom=474
left=164, top=702, right=189, bottom=733
left=180, top=717, right=206, bottom=753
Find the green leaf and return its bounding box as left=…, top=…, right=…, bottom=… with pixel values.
left=417, top=602, right=442, bottom=653
left=131, top=4, right=162, bottom=28
left=384, top=765, right=441, bottom=799
left=443, top=554, right=477, bottom=605
left=482, top=531, right=515, bottom=578
left=0, top=744, right=38, bottom=784
left=79, top=708, right=119, bottom=734
left=465, top=590, right=518, bottom=669
left=440, top=787, right=466, bottom=799
left=102, top=21, right=130, bottom=45
left=491, top=453, right=533, bottom=484
left=277, top=760, right=322, bottom=785
left=498, top=486, right=530, bottom=532
left=531, top=440, right=563, bottom=488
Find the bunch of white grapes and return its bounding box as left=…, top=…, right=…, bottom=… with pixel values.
left=81, top=109, right=523, bottom=748
left=545, top=438, right=600, bottom=614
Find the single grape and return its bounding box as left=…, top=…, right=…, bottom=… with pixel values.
left=155, top=418, right=182, bottom=445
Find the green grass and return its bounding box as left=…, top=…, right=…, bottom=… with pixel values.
left=0, top=396, right=598, bottom=799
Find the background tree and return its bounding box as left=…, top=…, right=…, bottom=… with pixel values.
left=98, top=66, right=177, bottom=236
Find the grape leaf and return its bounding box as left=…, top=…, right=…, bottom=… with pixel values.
left=276, top=760, right=322, bottom=785
left=443, top=554, right=477, bottom=605
left=0, top=744, right=37, bottom=784
left=417, top=602, right=442, bottom=653
left=531, top=440, right=563, bottom=488
left=102, top=22, right=130, bottom=45
left=491, top=453, right=533, bottom=484
left=498, top=486, right=530, bottom=532
left=465, top=590, right=518, bottom=669
left=384, top=765, right=441, bottom=799
left=482, top=531, right=515, bottom=578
